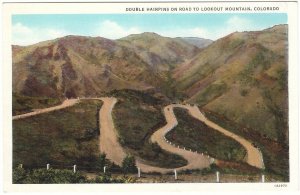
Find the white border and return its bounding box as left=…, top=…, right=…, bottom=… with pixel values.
left=1, top=0, right=299, bottom=193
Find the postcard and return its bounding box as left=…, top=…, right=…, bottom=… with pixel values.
left=1, top=0, right=299, bottom=193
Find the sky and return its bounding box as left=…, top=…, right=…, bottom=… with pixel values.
left=12, top=13, right=287, bottom=46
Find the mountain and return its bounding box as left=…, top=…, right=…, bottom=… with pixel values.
left=12, top=25, right=289, bottom=143
left=117, top=32, right=200, bottom=71
left=12, top=34, right=199, bottom=98
left=173, top=24, right=288, bottom=144
left=176, top=37, right=213, bottom=49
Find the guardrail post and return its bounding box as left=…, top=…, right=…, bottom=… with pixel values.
left=73, top=165, right=77, bottom=173
left=46, top=163, right=50, bottom=170
left=216, top=171, right=220, bottom=183
left=19, top=164, right=23, bottom=168
left=174, top=169, right=177, bottom=180
left=103, top=166, right=106, bottom=173
left=138, top=167, right=141, bottom=178
left=261, top=174, right=265, bottom=183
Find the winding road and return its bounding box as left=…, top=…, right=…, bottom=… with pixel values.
left=13, top=96, right=264, bottom=173
left=160, top=104, right=265, bottom=169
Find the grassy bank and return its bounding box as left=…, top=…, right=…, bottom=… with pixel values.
left=13, top=100, right=102, bottom=170
left=13, top=166, right=135, bottom=184
left=110, top=89, right=188, bottom=168
left=166, top=108, right=247, bottom=162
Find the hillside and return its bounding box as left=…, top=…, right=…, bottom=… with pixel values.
left=12, top=36, right=145, bottom=98
left=12, top=33, right=200, bottom=99
left=174, top=24, right=288, bottom=145
left=117, top=32, right=200, bottom=71
left=176, top=37, right=213, bottom=49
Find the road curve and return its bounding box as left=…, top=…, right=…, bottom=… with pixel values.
left=177, top=104, right=265, bottom=169
left=13, top=96, right=264, bottom=172
left=12, top=99, right=80, bottom=120
left=150, top=105, right=213, bottom=172
left=99, top=97, right=212, bottom=173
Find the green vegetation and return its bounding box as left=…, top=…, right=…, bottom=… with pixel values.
left=166, top=108, right=246, bottom=162
left=239, top=48, right=274, bottom=87
left=239, top=88, right=249, bottom=97
left=227, top=39, right=245, bottom=50
left=13, top=166, right=87, bottom=184
left=178, top=62, right=217, bottom=91
left=276, top=68, right=288, bottom=90
left=13, top=100, right=102, bottom=171
left=202, top=109, right=289, bottom=181
left=95, top=153, right=106, bottom=172
left=13, top=93, right=61, bottom=115
left=110, top=89, right=187, bottom=168
left=261, top=88, right=288, bottom=145
left=160, top=71, right=186, bottom=101
left=94, top=173, right=136, bottom=183
left=122, top=155, right=137, bottom=174
left=193, top=81, right=228, bottom=106
left=13, top=166, right=136, bottom=184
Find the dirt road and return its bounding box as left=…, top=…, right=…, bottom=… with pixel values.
left=150, top=105, right=213, bottom=173
left=98, top=97, right=127, bottom=165
left=99, top=98, right=212, bottom=173
left=12, top=99, right=80, bottom=120
left=177, top=104, right=265, bottom=169
left=14, top=96, right=263, bottom=172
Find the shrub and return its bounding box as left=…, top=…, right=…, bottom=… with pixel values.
left=13, top=165, right=27, bottom=184
left=24, top=169, right=87, bottom=184
left=95, top=153, right=107, bottom=172
left=13, top=167, right=88, bottom=184
left=122, top=155, right=137, bottom=174
left=239, top=89, right=249, bottom=97
left=94, top=173, right=136, bottom=183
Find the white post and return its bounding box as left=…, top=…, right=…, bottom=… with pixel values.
left=261, top=174, right=265, bottom=183
left=19, top=164, right=23, bottom=168
left=73, top=165, right=77, bottom=173
left=138, top=167, right=141, bottom=178
left=216, top=171, right=220, bottom=183
left=103, top=166, right=106, bottom=173
left=47, top=163, right=50, bottom=170
left=174, top=169, right=177, bottom=180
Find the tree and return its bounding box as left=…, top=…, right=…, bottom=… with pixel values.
left=121, top=155, right=137, bottom=174
left=96, top=153, right=107, bottom=172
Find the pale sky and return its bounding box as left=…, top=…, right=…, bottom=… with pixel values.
left=12, top=13, right=287, bottom=46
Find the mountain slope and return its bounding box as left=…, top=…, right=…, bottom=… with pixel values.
left=117, top=32, right=200, bottom=71
left=13, top=33, right=201, bottom=99
left=174, top=24, right=288, bottom=144
left=176, top=37, right=213, bottom=49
